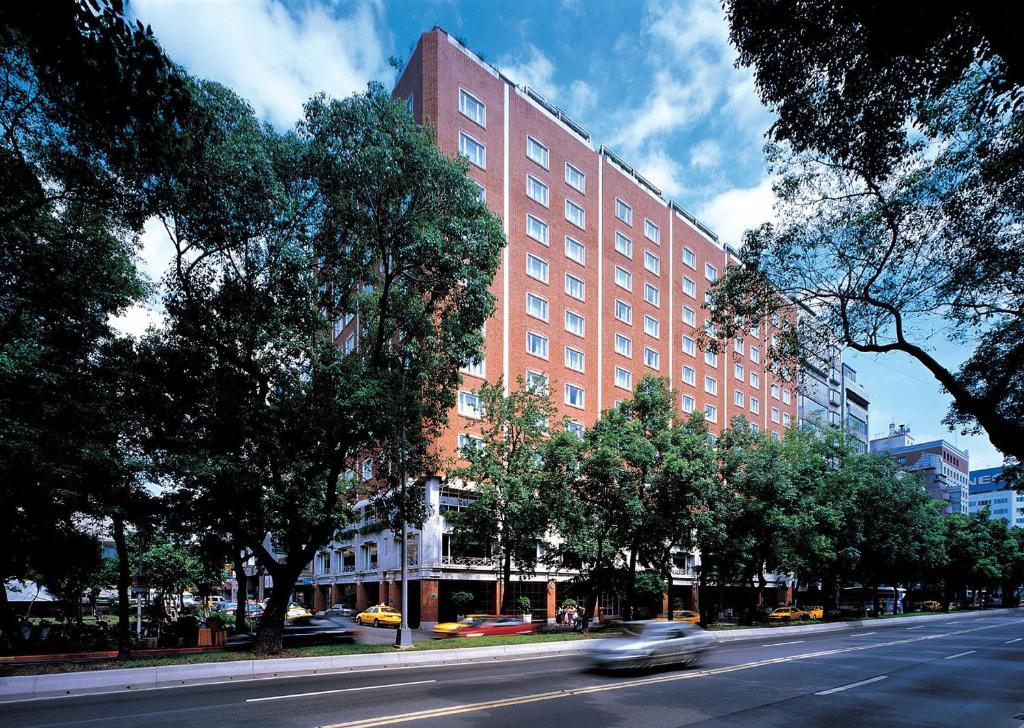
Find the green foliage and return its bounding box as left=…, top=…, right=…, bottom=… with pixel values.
left=516, top=595, right=533, bottom=615
left=450, top=591, right=474, bottom=614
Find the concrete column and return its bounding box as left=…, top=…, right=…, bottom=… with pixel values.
left=420, top=579, right=439, bottom=626
left=314, top=586, right=326, bottom=612
left=331, top=584, right=342, bottom=606
left=378, top=581, right=388, bottom=606
left=355, top=582, right=370, bottom=611
left=545, top=581, right=556, bottom=624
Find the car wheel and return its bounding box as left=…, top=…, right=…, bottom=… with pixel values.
left=355, top=617, right=361, bottom=625
left=374, top=619, right=380, bottom=628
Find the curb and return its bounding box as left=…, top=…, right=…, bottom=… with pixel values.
left=1, top=608, right=1016, bottom=702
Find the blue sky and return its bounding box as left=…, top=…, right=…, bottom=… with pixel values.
left=123, top=0, right=1005, bottom=469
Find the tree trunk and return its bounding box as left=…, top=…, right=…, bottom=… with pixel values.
left=233, top=552, right=248, bottom=634
left=112, top=517, right=132, bottom=658
left=252, top=551, right=311, bottom=655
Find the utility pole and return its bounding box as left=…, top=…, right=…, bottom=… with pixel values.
left=136, top=538, right=143, bottom=639
left=395, top=366, right=413, bottom=649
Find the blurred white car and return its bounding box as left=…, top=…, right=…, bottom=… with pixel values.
left=324, top=603, right=355, bottom=617
left=586, top=620, right=715, bottom=671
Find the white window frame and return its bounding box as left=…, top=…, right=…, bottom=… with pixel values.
left=682, top=395, right=695, bottom=413
left=614, top=333, right=632, bottom=358
left=565, top=309, right=585, bottom=337
left=682, top=247, right=696, bottom=269
left=525, top=253, right=549, bottom=283
left=771, top=407, right=780, bottom=423
left=526, top=331, right=549, bottom=360
left=643, top=314, right=660, bottom=339
left=614, top=231, right=633, bottom=258
left=565, top=273, right=585, bottom=301
left=735, top=363, right=744, bottom=381
left=565, top=162, right=585, bottom=193
left=615, top=198, right=633, bottom=225
left=564, top=383, right=585, bottom=409
left=565, top=346, right=585, bottom=372
left=644, top=283, right=660, bottom=307
left=526, top=214, right=549, bottom=245
left=644, top=250, right=660, bottom=276
left=704, top=404, right=718, bottom=423
left=682, top=336, right=696, bottom=356
left=525, top=292, right=549, bottom=322
left=462, top=355, right=485, bottom=378
left=750, top=371, right=760, bottom=388
left=526, top=370, right=549, bottom=394
left=614, top=366, right=632, bottom=391
left=614, top=299, right=632, bottom=325
left=614, top=265, right=632, bottom=291
left=644, top=346, right=660, bottom=370
left=705, top=262, right=718, bottom=282
left=750, top=397, right=760, bottom=414
left=644, top=219, right=660, bottom=244
left=458, top=88, right=486, bottom=126
left=458, top=433, right=484, bottom=452
left=458, top=391, right=483, bottom=419
left=682, top=365, right=696, bottom=386
left=526, top=175, right=549, bottom=207
left=750, top=346, right=761, bottom=364
left=705, top=376, right=717, bottom=395
left=682, top=306, right=696, bottom=326
left=459, top=131, right=486, bottom=169
left=683, top=276, right=696, bottom=298
left=565, top=235, right=585, bottom=265
left=705, top=350, right=718, bottom=367
left=526, top=135, right=549, bottom=169
left=734, top=390, right=744, bottom=407
left=565, top=199, right=585, bottom=229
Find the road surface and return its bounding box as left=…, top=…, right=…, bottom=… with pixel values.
left=3, top=610, right=1022, bottom=727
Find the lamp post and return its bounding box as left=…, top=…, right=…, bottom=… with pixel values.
left=395, top=361, right=413, bottom=649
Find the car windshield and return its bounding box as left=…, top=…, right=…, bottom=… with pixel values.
left=382, top=608, right=398, bottom=614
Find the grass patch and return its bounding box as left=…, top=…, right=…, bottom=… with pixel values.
left=0, top=631, right=588, bottom=677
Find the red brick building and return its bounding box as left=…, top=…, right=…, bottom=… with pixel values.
left=315, top=28, right=796, bottom=625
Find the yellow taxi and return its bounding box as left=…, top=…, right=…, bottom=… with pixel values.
left=802, top=605, right=824, bottom=619
left=286, top=603, right=313, bottom=620
left=656, top=609, right=701, bottom=623
left=767, top=606, right=805, bottom=622
left=355, top=604, right=402, bottom=627
left=431, top=615, right=488, bottom=638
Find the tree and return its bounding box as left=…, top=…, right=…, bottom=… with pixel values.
left=0, top=0, right=181, bottom=635
left=715, top=2, right=1024, bottom=471
left=448, top=378, right=555, bottom=615
left=152, top=81, right=503, bottom=654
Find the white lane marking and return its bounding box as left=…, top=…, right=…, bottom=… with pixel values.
left=815, top=675, right=887, bottom=695
left=854, top=632, right=877, bottom=636
left=906, top=626, right=926, bottom=630
left=1005, top=638, right=1022, bottom=644
left=943, top=650, right=977, bottom=660
left=247, top=679, right=435, bottom=702
left=763, top=641, right=804, bottom=647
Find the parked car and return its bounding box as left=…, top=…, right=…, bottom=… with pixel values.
left=802, top=605, right=824, bottom=619
left=355, top=604, right=402, bottom=627
left=586, top=620, right=715, bottom=671
left=912, top=600, right=943, bottom=612
left=448, top=615, right=539, bottom=638
left=767, top=606, right=804, bottom=622
left=655, top=610, right=701, bottom=624
left=227, top=617, right=360, bottom=649
left=286, top=603, right=313, bottom=620
left=324, top=604, right=355, bottom=618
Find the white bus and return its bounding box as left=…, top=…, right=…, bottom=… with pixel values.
left=839, top=586, right=906, bottom=616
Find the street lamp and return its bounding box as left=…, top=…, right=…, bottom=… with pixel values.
left=394, top=359, right=413, bottom=649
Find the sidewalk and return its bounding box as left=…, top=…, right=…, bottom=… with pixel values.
left=1, top=608, right=1015, bottom=702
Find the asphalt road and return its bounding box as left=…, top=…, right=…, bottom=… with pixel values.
left=3, top=610, right=1023, bottom=728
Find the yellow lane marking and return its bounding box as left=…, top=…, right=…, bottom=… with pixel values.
left=320, top=621, right=1017, bottom=728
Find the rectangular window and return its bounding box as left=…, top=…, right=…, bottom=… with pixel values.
left=458, top=391, right=483, bottom=418
left=682, top=336, right=696, bottom=356
left=526, top=370, right=548, bottom=394
left=565, top=273, right=585, bottom=301
left=682, top=247, right=696, bottom=269
left=459, top=132, right=485, bottom=168
left=615, top=366, right=632, bottom=390
left=705, top=351, right=718, bottom=367
left=615, top=198, right=633, bottom=225
left=682, top=306, right=696, bottom=326
left=751, top=324, right=761, bottom=338
left=344, top=332, right=355, bottom=354
left=614, top=333, right=632, bottom=357
left=363, top=458, right=373, bottom=481
left=525, top=253, right=549, bottom=283
left=525, top=292, right=548, bottom=321
left=565, top=309, right=585, bottom=336
left=644, top=283, right=660, bottom=307
left=750, top=346, right=761, bottom=364
left=565, top=383, right=585, bottom=408
left=526, top=331, right=548, bottom=359
left=459, top=89, right=486, bottom=126
left=705, top=376, right=717, bottom=395
left=526, top=135, right=549, bottom=168
left=526, top=214, right=549, bottom=244
left=771, top=384, right=780, bottom=399
left=735, top=363, right=744, bottom=380
left=526, top=175, right=549, bottom=207
left=565, top=199, right=585, bottom=229
left=462, top=355, right=485, bottom=378
left=750, top=397, right=760, bottom=414
left=565, top=235, right=585, bottom=265
left=783, top=412, right=792, bottom=427
left=565, top=346, right=585, bottom=372
left=782, top=389, right=791, bottom=405
left=644, top=251, right=660, bottom=276
left=457, top=433, right=484, bottom=452
left=474, top=181, right=486, bottom=203
left=644, top=219, right=660, bottom=244
left=750, top=371, right=760, bottom=388
left=704, top=404, right=718, bottom=422
left=735, top=390, right=744, bottom=407
left=771, top=407, right=780, bottom=423
left=734, top=338, right=745, bottom=354
left=705, top=263, right=718, bottom=282
left=614, top=231, right=633, bottom=258
left=565, top=162, right=585, bottom=193
left=615, top=265, right=632, bottom=291
left=644, top=346, right=660, bottom=370
left=615, top=299, right=632, bottom=324
left=567, top=421, right=585, bottom=438
left=682, top=395, right=695, bottom=413
left=683, top=276, right=696, bottom=298
left=682, top=365, right=696, bottom=385
left=643, top=314, right=660, bottom=338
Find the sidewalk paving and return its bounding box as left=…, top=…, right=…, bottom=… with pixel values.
left=1, top=607, right=1016, bottom=702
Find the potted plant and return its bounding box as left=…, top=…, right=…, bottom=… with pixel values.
left=451, top=590, right=474, bottom=620
left=517, top=595, right=533, bottom=623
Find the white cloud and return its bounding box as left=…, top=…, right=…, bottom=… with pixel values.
left=131, top=0, right=393, bottom=128
left=630, top=147, right=687, bottom=199
left=689, top=139, right=722, bottom=169
left=110, top=217, right=176, bottom=337
left=498, top=44, right=596, bottom=118
left=697, top=178, right=775, bottom=246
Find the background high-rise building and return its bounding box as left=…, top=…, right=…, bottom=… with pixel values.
left=968, top=467, right=1024, bottom=527
left=870, top=424, right=970, bottom=515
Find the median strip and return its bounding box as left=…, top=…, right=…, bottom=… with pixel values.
left=815, top=675, right=887, bottom=695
